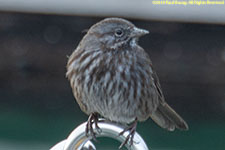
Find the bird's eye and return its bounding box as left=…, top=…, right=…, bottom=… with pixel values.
left=115, top=28, right=124, bottom=37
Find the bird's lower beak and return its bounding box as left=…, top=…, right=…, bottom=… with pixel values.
left=131, top=27, right=149, bottom=37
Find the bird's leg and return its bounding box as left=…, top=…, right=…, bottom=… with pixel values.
left=118, top=118, right=138, bottom=149
left=85, top=113, right=100, bottom=141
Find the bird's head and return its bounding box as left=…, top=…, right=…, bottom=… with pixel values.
left=86, top=18, right=149, bottom=50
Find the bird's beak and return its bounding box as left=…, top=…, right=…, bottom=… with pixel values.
left=131, top=27, right=149, bottom=37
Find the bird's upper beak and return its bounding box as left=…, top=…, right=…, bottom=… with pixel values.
left=131, top=27, right=149, bottom=37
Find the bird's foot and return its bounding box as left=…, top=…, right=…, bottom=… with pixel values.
left=85, top=113, right=101, bottom=141
left=118, top=118, right=138, bottom=149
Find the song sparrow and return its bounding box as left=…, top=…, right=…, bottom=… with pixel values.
left=66, top=18, right=188, bottom=148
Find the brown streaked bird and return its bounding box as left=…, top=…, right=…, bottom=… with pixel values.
left=66, top=18, right=188, bottom=148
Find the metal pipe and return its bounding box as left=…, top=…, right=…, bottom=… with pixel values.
left=0, top=0, right=225, bottom=24
left=50, top=120, right=149, bottom=150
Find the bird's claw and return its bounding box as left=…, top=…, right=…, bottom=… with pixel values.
left=85, top=113, right=101, bottom=141
left=118, top=118, right=138, bottom=149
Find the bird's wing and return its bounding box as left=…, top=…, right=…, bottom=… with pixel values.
left=147, top=53, right=188, bottom=131
left=150, top=64, right=166, bottom=103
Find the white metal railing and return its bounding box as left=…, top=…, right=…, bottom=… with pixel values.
left=50, top=120, right=149, bottom=150
left=0, top=0, right=225, bottom=24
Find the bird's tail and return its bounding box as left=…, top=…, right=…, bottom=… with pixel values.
left=150, top=102, right=188, bottom=131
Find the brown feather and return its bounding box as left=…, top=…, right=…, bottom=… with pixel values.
left=150, top=102, right=189, bottom=131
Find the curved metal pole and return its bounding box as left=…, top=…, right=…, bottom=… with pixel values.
left=50, top=139, right=96, bottom=150
left=51, top=120, right=149, bottom=150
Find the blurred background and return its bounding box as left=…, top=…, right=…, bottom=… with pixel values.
left=0, top=1, right=225, bottom=150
